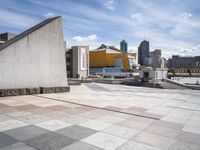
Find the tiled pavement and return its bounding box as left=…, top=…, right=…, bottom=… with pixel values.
left=0, top=83, right=200, bottom=150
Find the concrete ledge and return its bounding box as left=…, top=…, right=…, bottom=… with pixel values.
left=40, top=86, right=70, bottom=94
left=0, top=86, right=70, bottom=97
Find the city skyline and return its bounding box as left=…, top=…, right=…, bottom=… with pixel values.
left=0, top=0, right=200, bottom=58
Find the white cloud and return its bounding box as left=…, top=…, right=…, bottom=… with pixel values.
left=67, top=35, right=100, bottom=49
left=131, top=13, right=142, bottom=19
left=0, top=9, right=38, bottom=29
left=72, top=34, right=98, bottom=42
left=43, top=12, right=56, bottom=18
left=178, top=12, right=192, bottom=20
left=104, top=0, right=115, bottom=10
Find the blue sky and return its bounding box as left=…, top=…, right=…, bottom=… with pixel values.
left=0, top=0, right=200, bottom=58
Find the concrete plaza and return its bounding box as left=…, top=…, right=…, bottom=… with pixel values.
left=0, top=83, right=200, bottom=150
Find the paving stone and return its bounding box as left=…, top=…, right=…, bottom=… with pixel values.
left=103, top=125, right=139, bottom=139
left=0, top=133, right=18, bottom=148
left=43, top=111, right=69, bottom=119
left=0, top=115, right=11, bottom=122
left=18, top=115, right=50, bottom=124
left=42, top=105, right=69, bottom=111
left=56, top=125, right=97, bottom=140
left=0, top=119, right=28, bottom=132
left=16, top=104, right=40, bottom=111
left=79, top=119, right=113, bottom=131
left=61, top=141, right=104, bottom=150
left=0, top=142, right=36, bottom=150
left=145, top=124, right=181, bottom=138
left=61, top=114, right=90, bottom=124
left=183, top=120, right=200, bottom=134
left=81, top=132, right=127, bottom=150
left=133, top=132, right=175, bottom=149
left=6, top=111, right=32, bottom=118
left=80, top=111, right=103, bottom=119
left=35, top=119, right=72, bottom=131
left=117, top=140, right=162, bottom=150
left=109, top=112, right=131, bottom=119
left=176, top=131, right=200, bottom=144
left=97, top=115, right=125, bottom=124
left=129, top=116, right=156, bottom=124
left=168, top=140, right=200, bottom=150
left=118, top=120, right=150, bottom=130
left=4, top=125, right=50, bottom=141
left=153, top=120, right=183, bottom=130
left=25, top=132, right=76, bottom=150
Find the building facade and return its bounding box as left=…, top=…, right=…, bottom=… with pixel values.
left=0, top=33, right=17, bottom=45
left=66, top=46, right=89, bottom=78
left=167, top=55, right=200, bottom=68
left=138, top=40, right=150, bottom=66
left=146, top=49, right=165, bottom=68
left=120, top=40, right=128, bottom=52
left=0, top=17, right=69, bottom=95
left=0, top=32, right=16, bottom=42
left=139, top=49, right=168, bottom=81
left=89, top=44, right=136, bottom=74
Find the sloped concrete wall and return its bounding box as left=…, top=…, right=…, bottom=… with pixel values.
left=0, top=17, right=68, bottom=89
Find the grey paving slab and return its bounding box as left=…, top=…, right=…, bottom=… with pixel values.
left=0, top=119, right=28, bottom=132
left=4, top=125, right=50, bottom=141
left=18, top=115, right=50, bottom=124
left=103, top=125, right=139, bottom=139
left=153, top=120, right=183, bottom=130
left=0, top=133, right=18, bottom=148
left=176, top=131, right=200, bottom=144
left=145, top=124, right=181, bottom=138
left=117, top=140, right=162, bottom=150
left=133, top=132, right=175, bottom=149
left=0, top=142, right=36, bottom=150
left=61, top=141, right=104, bottom=150
left=25, top=132, right=76, bottom=150
left=56, top=125, right=97, bottom=140
left=168, top=140, right=200, bottom=150
left=81, top=132, right=127, bottom=150
left=0, top=115, right=10, bottom=122
left=61, top=114, right=90, bottom=124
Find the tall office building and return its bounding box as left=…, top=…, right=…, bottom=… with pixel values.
left=120, top=40, right=128, bottom=52
left=138, top=40, right=150, bottom=66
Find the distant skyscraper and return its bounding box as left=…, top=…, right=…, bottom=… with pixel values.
left=138, top=40, right=150, bottom=66
left=120, top=40, right=128, bottom=52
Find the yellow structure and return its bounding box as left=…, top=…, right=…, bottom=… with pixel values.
left=89, top=44, right=136, bottom=70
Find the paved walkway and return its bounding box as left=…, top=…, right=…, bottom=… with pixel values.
left=0, top=83, right=200, bottom=150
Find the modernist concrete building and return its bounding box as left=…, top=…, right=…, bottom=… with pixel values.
left=66, top=46, right=89, bottom=78
left=0, top=16, right=69, bottom=96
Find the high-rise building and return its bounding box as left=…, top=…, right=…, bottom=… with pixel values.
left=120, top=40, right=128, bottom=52
left=138, top=40, right=150, bottom=66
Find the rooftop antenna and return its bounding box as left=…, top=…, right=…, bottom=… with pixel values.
left=144, top=34, right=146, bottom=40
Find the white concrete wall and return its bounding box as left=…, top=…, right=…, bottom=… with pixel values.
left=0, top=17, right=68, bottom=89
